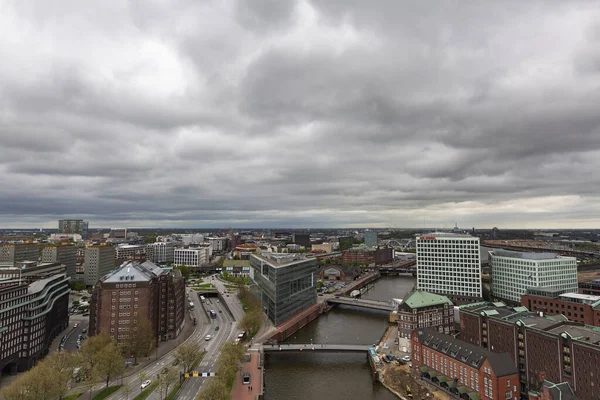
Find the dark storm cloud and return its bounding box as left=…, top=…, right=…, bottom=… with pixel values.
left=1, top=0, right=600, bottom=228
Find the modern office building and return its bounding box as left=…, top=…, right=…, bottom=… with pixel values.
left=0, top=244, right=39, bottom=266
left=364, top=231, right=378, bottom=248
left=397, top=290, right=454, bottom=350
left=292, top=233, right=311, bottom=248
left=490, top=250, right=577, bottom=303
left=173, top=247, right=209, bottom=268
left=249, top=252, right=318, bottom=325
left=42, top=244, right=77, bottom=279
left=147, top=242, right=175, bottom=264
left=416, top=233, right=482, bottom=303
left=84, top=245, right=116, bottom=286
left=58, top=219, right=89, bottom=239
left=521, top=287, right=600, bottom=326
left=0, top=262, right=65, bottom=283
left=115, top=244, right=148, bottom=262
left=205, top=237, right=227, bottom=253
left=89, top=261, right=185, bottom=345
left=411, top=328, right=519, bottom=400
left=460, top=302, right=600, bottom=399
left=0, top=274, right=70, bottom=376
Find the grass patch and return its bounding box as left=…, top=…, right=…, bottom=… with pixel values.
left=63, top=392, right=84, bottom=400
left=93, top=385, right=122, bottom=400
left=194, top=283, right=214, bottom=289
left=132, top=381, right=158, bottom=400
left=224, top=284, right=240, bottom=290
left=165, top=381, right=183, bottom=400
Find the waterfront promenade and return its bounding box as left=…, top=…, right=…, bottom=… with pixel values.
left=230, top=350, right=263, bottom=400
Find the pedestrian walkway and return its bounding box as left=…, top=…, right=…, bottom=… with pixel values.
left=230, top=351, right=263, bottom=400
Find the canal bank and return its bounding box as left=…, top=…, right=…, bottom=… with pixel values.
left=263, top=275, right=417, bottom=400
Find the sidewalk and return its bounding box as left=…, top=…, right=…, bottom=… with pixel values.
left=230, top=351, right=263, bottom=400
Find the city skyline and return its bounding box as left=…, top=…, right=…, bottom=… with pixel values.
left=2, top=2, right=600, bottom=229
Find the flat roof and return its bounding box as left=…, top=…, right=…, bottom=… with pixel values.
left=491, top=249, right=559, bottom=260
left=547, top=324, right=600, bottom=345
left=251, top=252, right=314, bottom=267
left=559, top=293, right=600, bottom=302
left=417, top=232, right=478, bottom=238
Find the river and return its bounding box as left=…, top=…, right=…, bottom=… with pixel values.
left=264, top=275, right=416, bottom=400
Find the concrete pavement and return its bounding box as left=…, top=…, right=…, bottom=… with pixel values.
left=230, top=350, right=263, bottom=400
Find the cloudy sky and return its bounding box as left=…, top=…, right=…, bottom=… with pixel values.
left=1, top=1, right=600, bottom=229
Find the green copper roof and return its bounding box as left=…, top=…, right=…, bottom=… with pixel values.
left=403, top=290, right=453, bottom=309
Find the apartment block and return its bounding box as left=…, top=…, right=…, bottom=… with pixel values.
left=115, top=244, right=148, bottom=262
left=42, top=244, right=77, bottom=279
left=412, top=328, right=519, bottom=400
left=58, top=219, right=88, bottom=239
left=89, top=261, right=185, bottom=345
left=459, top=302, right=600, bottom=400
left=0, top=274, right=69, bottom=376
left=490, top=250, right=577, bottom=303
left=249, top=252, right=318, bottom=325
left=174, top=247, right=210, bottom=268
left=84, top=245, right=116, bottom=286
left=416, top=233, right=482, bottom=303
left=147, top=242, right=175, bottom=264
left=0, top=244, right=39, bottom=266
left=205, top=237, right=227, bottom=253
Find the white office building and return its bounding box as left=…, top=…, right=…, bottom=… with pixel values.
left=147, top=242, right=175, bottom=263
left=490, top=249, right=577, bottom=303
left=115, top=244, right=147, bottom=260
left=174, top=247, right=210, bottom=267
left=205, top=237, right=227, bottom=253
left=416, top=233, right=482, bottom=300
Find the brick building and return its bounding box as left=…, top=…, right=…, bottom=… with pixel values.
left=411, top=328, right=519, bottom=400
left=521, top=287, right=600, bottom=327
left=0, top=274, right=69, bottom=376
left=341, top=245, right=393, bottom=265
left=578, top=280, right=600, bottom=296
left=89, top=261, right=185, bottom=345
left=459, top=302, right=600, bottom=400
left=397, top=290, right=453, bottom=352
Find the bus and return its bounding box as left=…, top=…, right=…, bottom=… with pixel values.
left=189, top=302, right=194, bottom=310
left=209, top=310, right=217, bottom=319
left=200, top=296, right=205, bottom=303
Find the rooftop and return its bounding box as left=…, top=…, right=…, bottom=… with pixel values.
left=402, top=290, right=453, bottom=309
left=542, top=381, right=579, bottom=400
left=28, top=274, right=67, bottom=294
left=418, top=232, right=478, bottom=239
left=559, top=293, right=600, bottom=304
left=547, top=324, right=600, bottom=346
left=491, top=249, right=562, bottom=260
left=418, top=328, right=517, bottom=377
left=223, top=259, right=250, bottom=267
left=103, top=260, right=167, bottom=283
left=252, top=252, right=314, bottom=267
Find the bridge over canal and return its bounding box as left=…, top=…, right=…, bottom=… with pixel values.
left=263, top=343, right=371, bottom=353
left=326, top=297, right=395, bottom=311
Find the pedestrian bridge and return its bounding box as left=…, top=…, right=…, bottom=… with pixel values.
left=263, top=344, right=371, bottom=353
left=326, top=297, right=395, bottom=311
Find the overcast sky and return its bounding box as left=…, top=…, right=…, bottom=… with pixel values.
left=1, top=1, right=600, bottom=229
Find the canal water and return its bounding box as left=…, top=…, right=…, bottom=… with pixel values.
left=264, top=275, right=416, bottom=400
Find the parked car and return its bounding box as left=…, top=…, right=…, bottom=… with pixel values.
left=141, top=380, right=152, bottom=390
left=402, top=355, right=411, bottom=362
left=242, top=373, right=251, bottom=385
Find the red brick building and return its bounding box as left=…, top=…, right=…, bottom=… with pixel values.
left=578, top=280, right=600, bottom=296
left=459, top=302, right=600, bottom=400
left=521, top=287, right=600, bottom=327
left=341, top=245, right=393, bottom=265
left=90, top=261, right=185, bottom=346
left=412, top=328, right=519, bottom=400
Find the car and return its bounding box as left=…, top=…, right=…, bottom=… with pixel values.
left=216, top=299, right=219, bottom=302
left=82, top=328, right=87, bottom=334
left=141, top=380, right=152, bottom=390
left=205, top=335, right=212, bottom=341
left=73, top=323, right=79, bottom=329
left=242, top=373, right=251, bottom=385
left=219, top=310, right=222, bottom=313
left=215, top=326, right=220, bottom=331
left=402, top=356, right=411, bottom=362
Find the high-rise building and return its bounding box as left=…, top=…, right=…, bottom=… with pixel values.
left=84, top=245, right=116, bottom=285
left=490, top=250, right=577, bottom=303
left=249, top=252, right=318, bottom=325
left=460, top=301, right=600, bottom=399
left=42, top=244, right=77, bottom=278
left=58, top=219, right=89, bottom=239
left=292, top=233, right=311, bottom=248
left=0, top=243, right=39, bottom=266
left=89, top=261, right=185, bottom=345
left=416, top=232, right=482, bottom=303
left=364, top=231, right=378, bottom=248
left=147, top=242, right=175, bottom=264
left=174, top=247, right=210, bottom=268
left=0, top=274, right=69, bottom=375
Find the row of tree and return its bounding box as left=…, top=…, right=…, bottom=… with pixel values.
left=196, top=343, right=245, bottom=400
left=238, top=286, right=262, bottom=338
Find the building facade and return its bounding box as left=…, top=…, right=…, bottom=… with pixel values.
left=89, top=261, right=185, bottom=345
left=249, top=253, right=318, bottom=325
left=115, top=244, right=148, bottom=262
left=397, top=290, right=453, bottom=351
left=42, top=244, right=77, bottom=279
left=490, top=250, right=577, bottom=303
left=147, top=242, right=175, bottom=264
left=0, top=274, right=70, bottom=376
left=521, top=288, right=600, bottom=327
left=205, top=237, right=227, bottom=253
left=0, top=244, right=39, bottom=266
left=58, top=219, right=89, bottom=239
left=416, top=233, right=482, bottom=302
left=364, top=231, right=378, bottom=248
left=459, top=302, right=600, bottom=400
left=292, top=233, right=311, bottom=248
left=84, top=245, right=116, bottom=286
left=411, top=328, right=519, bottom=400
left=174, top=247, right=209, bottom=268
left=578, top=280, right=600, bottom=296
left=341, top=245, right=393, bottom=265
left=0, top=262, right=65, bottom=283
left=311, top=243, right=334, bottom=253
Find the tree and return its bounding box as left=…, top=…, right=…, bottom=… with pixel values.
left=175, top=265, right=191, bottom=281
left=174, top=342, right=203, bottom=373
left=157, top=367, right=179, bottom=400
left=45, top=351, right=76, bottom=400
left=96, top=338, right=126, bottom=391
left=122, top=383, right=133, bottom=400
left=2, top=373, right=33, bottom=400
left=124, top=315, right=156, bottom=364
left=196, top=379, right=229, bottom=400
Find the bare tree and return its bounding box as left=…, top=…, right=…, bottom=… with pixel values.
left=124, top=315, right=156, bottom=365
left=157, top=367, right=179, bottom=400
left=174, top=342, right=203, bottom=373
